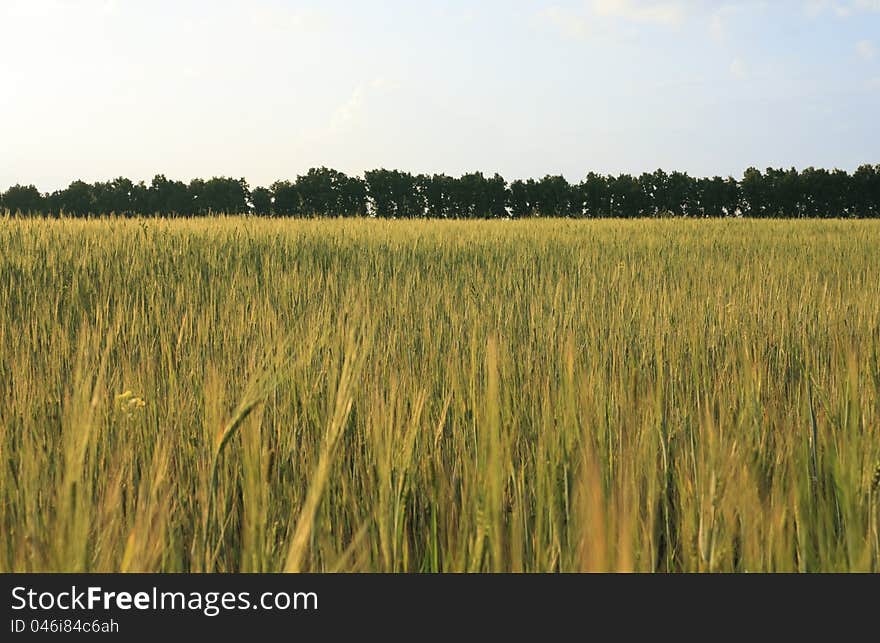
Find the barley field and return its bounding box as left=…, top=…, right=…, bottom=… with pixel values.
left=1, top=217, right=878, bottom=572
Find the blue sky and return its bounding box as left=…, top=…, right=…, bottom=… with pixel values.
left=1, top=0, right=878, bottom=190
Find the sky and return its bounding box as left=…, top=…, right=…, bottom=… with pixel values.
left=1, top=0, right=879, bottom=191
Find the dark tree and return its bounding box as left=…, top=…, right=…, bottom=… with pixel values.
left=581, top=172, right=609, bottom=218
left=59, top=180, right=95, bottom=217
left=779, top=167, right=803, bottom=218
left=638, top=172, right=658, bottom=217
left=200, top=177, right=249, bottom=214
left=92, top=177, right=143, bottom=216
left=533, top=175, right=575, bottom=217
left=648, top=169, right=670, bottom=214
left=800, top=167, right=827, bottom=218
left=828, top=169, right=853, bottom=218
left=296, top=167, right=340, bottom=216
left=337, top=174, right=368, bottom=217
left=44, top=190, right=63, bottom=216
left=452, top=172, right=507, bottom=218
left=485, top=173, right=508, bottom=219
left=608, top=174, right=644, bottom=217
left=419, top=173, right=456, bottom=218
left=852, top=164, right=880, bottom=218
left=695, top=176, right=727, bottom=217
left=1, top=184, right=44, bottom=215
left=270, top=181, right=300, bottom=216
left=740, top=167, right=766, bottom=218
left=365, top=169, right=423, bottom=218
left=149, top=175, right=192, bottom=216
left=188, top=178, right=206, bottom=215
left=666, top=171, right=693, bottom=216
left=3, top=164, right=878, bottom=219
left=721, top=177, right=740, bottom=217
left=250, top=186, right=273, bottom=216
left=508, top=179, right=536, bottom=219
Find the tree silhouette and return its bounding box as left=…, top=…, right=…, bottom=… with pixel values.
left=250, top=186, right=272, bottom=216
left=0, top=184, right=44, bottom=214
left=270, top=181, right=299, bottom=216
left=4, top=165, right=879, bottom=219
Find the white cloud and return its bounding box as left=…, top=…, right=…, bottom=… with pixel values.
left=730, top=58, right=748, bottom=79
left=805, top=0, right=880, bottom=16
left=856, top=39, right=877, bottom=60
left=537, top=6, right=592, bottom=39
left=248, top=5, right=328, bottom=33
left=709, top=12, right=726, bottom=41
left=709, top=4, right=739, bottom=42
left=539, top=1, right=777, bottom=40
left=865, top=77, right=880, bottom=90
left=804, top=0, right=848, bottom=16
left=329, top=78, right=395, bottom=134
left=708, top=3, right=768, bottom=43
left=591, top=0, right=685, bottom=26
left=537, top=0, right=687, bottom=38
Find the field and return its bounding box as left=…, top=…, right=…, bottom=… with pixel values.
left=1, top=217, right=879, bottom=572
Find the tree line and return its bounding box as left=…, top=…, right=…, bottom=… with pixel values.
left=2, top=165, right=879, bottom=218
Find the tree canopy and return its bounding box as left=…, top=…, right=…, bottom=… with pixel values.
left=3, top=165, right=879, bottom=218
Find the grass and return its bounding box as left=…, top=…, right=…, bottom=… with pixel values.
left=0, top=216, right=878, bottom=572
